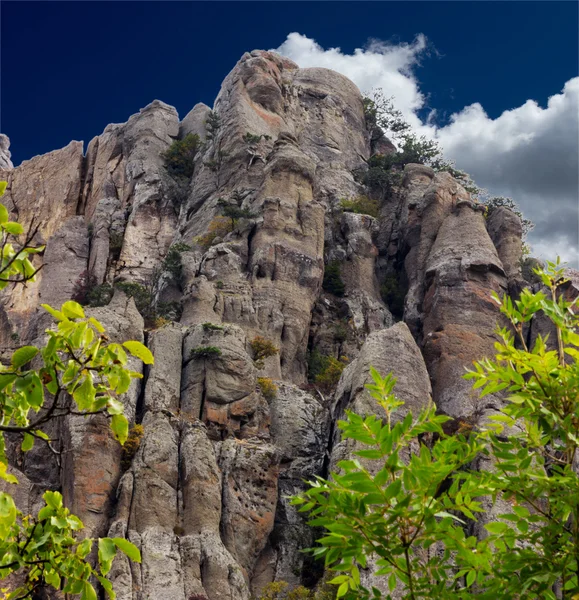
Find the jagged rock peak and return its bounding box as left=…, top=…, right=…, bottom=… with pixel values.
left=0, top=133, right=13, bottom=169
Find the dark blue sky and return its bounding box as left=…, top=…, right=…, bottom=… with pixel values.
left=2, top=1, right=577, bottom=166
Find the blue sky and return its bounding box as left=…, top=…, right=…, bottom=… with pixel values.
left=1, top=1, right=578, bottom=262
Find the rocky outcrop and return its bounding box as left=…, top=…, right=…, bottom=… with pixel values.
left=0, top=134, right=13, bottom=170
left=0, top=49, right=535, bottom=599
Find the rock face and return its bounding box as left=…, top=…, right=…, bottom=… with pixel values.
left=0, top=50, right=531, bottom=599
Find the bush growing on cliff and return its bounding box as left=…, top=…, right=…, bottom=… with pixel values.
left=162, top=133, right=202, bottom=179
left=380, top=273, right=406, bottom=319
left=250, top=335, right=279, bottom=369
left=362, top=90, right=485, bottom=198
left=315, top=356, right=348, bottom=393
left=483, top=195, right=534, bottom=239
left=0, top=183, right=150, bottom=598
left=257, top=377, right=278, bottom=401
left=294, top=260, right=579, bottom=599
left=194, top=216, right=234, bottom=250
left=322, top=261, right=345, bottom=297
left=339, top=196, right=380, bottom=219
left=190, top=346, right=222, bottom=359
left=72, top=270, right=113, bottom=307
left=254, top=581, right=335, bottom=599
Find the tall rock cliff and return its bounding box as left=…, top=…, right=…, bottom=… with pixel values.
left=0, top=50, right=548, bottom=599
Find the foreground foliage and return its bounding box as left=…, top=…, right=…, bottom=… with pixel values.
left=294, top=260, right=579, bottom=599
left=0, top=182, right=152, bottom=599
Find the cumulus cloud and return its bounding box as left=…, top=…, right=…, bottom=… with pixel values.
left=274, top=33, right=579, bottom=266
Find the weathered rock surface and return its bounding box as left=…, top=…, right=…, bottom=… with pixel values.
left=0, top=134, right=13, bottom=169
left=0, top=49, right=536, bottom=599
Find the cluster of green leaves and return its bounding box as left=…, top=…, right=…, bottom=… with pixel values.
left=380, top=273, right=406, bottom=319
left=0, top=490, right=140, bottom=600
left=1, top=300, right=153, bottom=462
left=250, top=335, right=279, bottom=369
left=0, top=300, right=153, bottom=598
left=243, top=132, right=271, bottom=145
left=483, top=196, right=535, bottom=239
left=253, top=580, right=335, bottom=600
left=0, top=182, right=152, bottom=598
left=294, top=260, right=579, bottom=599
left=116, top=281, right=155, bottom=325
left=361, top=91, right=486, bottom=199
left=72, top=270, right=113, bottom=307
left=257, top=377, right=278, bottom=401
left=204, top=111, right=229, bottom=183
left=217, top=196, right=256, bottom=228
left=339, top=196, right=380, bottom=219
left=162, top=133, right=202, bottom=179
left=0, top=181, right=44, bottom=289
left=322, top=262, right=345, bottom=297
left=190, top=346, right=222, bottom=360
left=202, top=322, right=224, bottom=331
left=162, top=242, right=191, bottom=286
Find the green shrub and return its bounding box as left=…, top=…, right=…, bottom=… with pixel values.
left=72, top=271, right=113, bottom=307
left=162, top=243, right=191, bottom=285
left=250, top=336, right=279, bottom=368
left=315, top=356, right=347, bottom=393
left=339, top=196, right=380, bottom=219
left=322, top=261, right=345, bottom=297
left=121, top=424, right=144, bottom=471
left=190, top=346, right=222, bottom=359
left=333, top=322, right=349, bottom=343
left=362, top=90, right=486, bottom=198
left=307, top=349, right=328, bottom=383
left=257, top=377, right=278, bottom=401
left=116, top=282, right=155, bottom=325
left=202, top=322, right=224, bottom=331
left=243, top=132, right=272, bottom=145
left=162, top=133, right=202, bottom=179
left=380, top=273, right=406, bottom=318
left=215, top=280, right=224, bottom=289
left=483, top=196, right=534, bottom=238
left=294, top=260, right=579, bottom=599
left=194, top=216, right=234, bottom=251
left=157, top=301, right=182, bottom=322
left=253, top=581, right=335, bottom=599
left=109, top=231, right=124, bottom=260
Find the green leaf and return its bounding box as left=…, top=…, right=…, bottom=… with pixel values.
left=0, top=492, right=17, bottom=537
left=81, top=581, right=97, bottom=600
left=0, top=202, right=8, bottom=224
left=122, top=341, right=154, bottom=365
left=2, top=221, right=24, bottom=235
left=112, top=537, right=141, bottom=563
left=0, top=462, right=18, bottom=484
left=61, top=300, right=85, bottom=320
left=15, top=372, right=44, bottom=410
left=11, top=345, right=38, bottom=369
left=466, top=570, right=476, bottom=588
left=77, top=538, right=93, bottom=559
left=21, top=433, right=34, bottom=452
left=0, top=182, right=7, bottom=197
left=44, top=569, right=61, bottom=589
left=43, top=490, right=63, bottom=510
left=73, top=372, right=96, bottom=411
left=111, top=414, right=129, bottom=445
left=41, top=303, right=66, bottom=321
left=97, top=576, right=116, bottom=599
left=98, top=537, right=117, bottom=575
left=107, top=398, right=125, bottom=416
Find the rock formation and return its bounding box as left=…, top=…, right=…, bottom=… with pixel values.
left=0, top=50, right=537, bottom=599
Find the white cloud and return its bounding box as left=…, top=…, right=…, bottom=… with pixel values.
left=274, top=33, right=579, bottom=267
